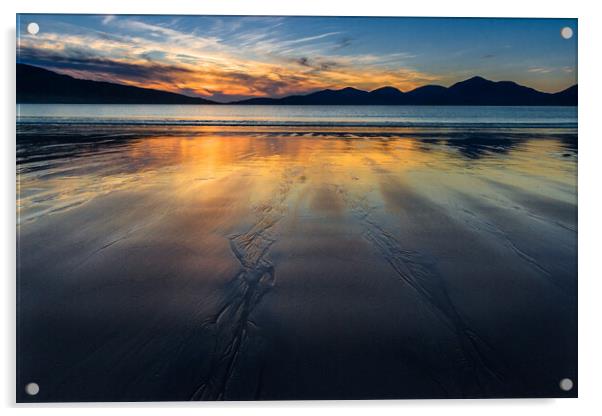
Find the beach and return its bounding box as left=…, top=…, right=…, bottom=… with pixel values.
left=16, top=118, right=577, bottom=401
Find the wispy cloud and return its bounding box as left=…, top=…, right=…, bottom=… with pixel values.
left=528, top=66, right=554, bottom=74
left=285, top=32, right=341, bottom=45
left=18, top=17, right=437, bottom=101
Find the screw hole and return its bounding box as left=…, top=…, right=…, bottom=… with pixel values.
left=561, top=27, right=573, bottom=40
left=27, top=22, right=40, bottom=35
left=25, top=382, right=39, bottom=396
left=559, top=378, right=574, bottom=391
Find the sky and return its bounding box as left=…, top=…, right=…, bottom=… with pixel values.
left=17, top=14, right=577, bottom=102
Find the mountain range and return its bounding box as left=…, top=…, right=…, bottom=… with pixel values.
left=17, top=63, right=577, bottom=106
left=17, top=64, right=214, bottom=104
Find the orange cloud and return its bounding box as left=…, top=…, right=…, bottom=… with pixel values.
left=18, top=21, right=441, bottom=101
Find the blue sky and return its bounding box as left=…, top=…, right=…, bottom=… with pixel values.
left=17, top=15, right=577, bottom=101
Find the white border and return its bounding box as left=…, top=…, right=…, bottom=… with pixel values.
left=3, top=1, right=602, bottom=415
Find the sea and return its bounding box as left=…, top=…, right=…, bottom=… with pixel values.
left=16, top=104, right=578, bottom=401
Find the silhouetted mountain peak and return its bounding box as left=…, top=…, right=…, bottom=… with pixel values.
left=408, top=84, right=446, bottom=92
left=450, top=76, right=493, bottom=89
left=371, top=86, right=403, bottom=94
left=467, top=75, right=487, bottom=82
left=309, top=86, right=367, bottom=96
left=368, top=86, right=405, bottom=104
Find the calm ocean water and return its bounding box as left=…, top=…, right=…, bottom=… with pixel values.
left=16, top=104, right=577, bottom=128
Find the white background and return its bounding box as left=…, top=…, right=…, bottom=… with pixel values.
left=2, top=0, right=601, bottom=414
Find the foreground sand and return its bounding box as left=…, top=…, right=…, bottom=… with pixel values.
left=17, top=128, right=577, bottom=401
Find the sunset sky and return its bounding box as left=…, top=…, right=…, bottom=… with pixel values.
left=17, top=15, right=577, bottom=102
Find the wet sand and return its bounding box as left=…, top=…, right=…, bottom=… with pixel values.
left=16, top=127, right=577, bottom=401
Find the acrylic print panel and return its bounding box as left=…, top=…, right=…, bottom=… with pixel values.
left=16, top=14, right=578, bottom=402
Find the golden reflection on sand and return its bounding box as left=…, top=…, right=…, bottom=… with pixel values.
left=18, top=132, right=576, bottom=226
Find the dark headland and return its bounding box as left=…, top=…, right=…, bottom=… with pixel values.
left=16, top=64, right=215, bottom=105
left=17, top=63, right=577, bottom=106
